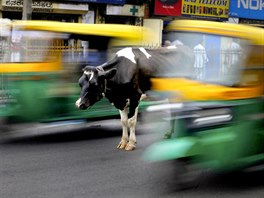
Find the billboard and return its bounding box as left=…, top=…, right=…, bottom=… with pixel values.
left=229, top=0, right=264, bottom=20
left=154, top=0, right=182, bottom=16
left=181, top=0, right=229, bottom=20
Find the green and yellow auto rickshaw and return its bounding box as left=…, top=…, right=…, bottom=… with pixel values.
left=0, top=19, right=155, bottom=137
left=143, top=20, right=264, bottom=188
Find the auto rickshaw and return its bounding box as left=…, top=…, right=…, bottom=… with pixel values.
left=143, top=20, right=264, bottom=189
left=0, top=19, right=156, bottom=137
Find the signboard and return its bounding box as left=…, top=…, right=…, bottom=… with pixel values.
left=106, top=4, right=144, bottom=17
left=181, top=0, right=229, bottom=20
left=229, top=0, right=264, bottom=20
left=2, top=0, right=53, bottom=12
left=53, top=0, right=125, bottom=5
left=154, top=0, right=182, bottom=16
left=53, top=3, right=88, bottom=12
left=1, top=0, right=88, bottom=13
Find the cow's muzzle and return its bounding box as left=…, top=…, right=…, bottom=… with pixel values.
left=75, top=98, right=88, bottom=110
left=79, top=103, right=87, bottom=110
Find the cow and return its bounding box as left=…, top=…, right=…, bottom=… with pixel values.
left=75, top=46, right=194, bottom=151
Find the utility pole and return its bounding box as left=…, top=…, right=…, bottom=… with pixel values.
left=22, top=0, right=32, bottom=20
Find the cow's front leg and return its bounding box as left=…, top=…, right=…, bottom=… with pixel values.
left=126, top=106, right=139, bottom=151
left=117, top=108, right=129, bottom=149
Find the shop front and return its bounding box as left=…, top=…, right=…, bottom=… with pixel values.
left=105, top=4, right=145, bottom=25
left=0, top=0, right=89, bottom=22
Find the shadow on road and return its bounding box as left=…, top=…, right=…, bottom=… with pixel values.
left=145, top=161, right=264, bottom=196
left=201, top=169, right=264, bottom=191
left=0, top=119, right=154, bottom=145
left=0, top=120, right=125, bottom=144
left=168, top=170, right=264, bottom=197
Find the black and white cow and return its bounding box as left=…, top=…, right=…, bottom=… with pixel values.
left=76, top=46, right=194, bottom=151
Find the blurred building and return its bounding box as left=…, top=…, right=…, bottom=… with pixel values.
left=148, top=0, right=263, bottom=46
left=0, top=1, right=263, bottom=26
left=0, top=0, right=159, bottom=48
left=0, top=0, right=263, bottom=49
left=0, top=0, right=147, bottom=25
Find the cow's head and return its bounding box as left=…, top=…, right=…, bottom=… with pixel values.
left=75, top=66, right=116, bottom=110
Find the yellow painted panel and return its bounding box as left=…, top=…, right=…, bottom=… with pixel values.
left=151, top=78, right=264, bottom=100
left=0, top=61, right=62, bottom=73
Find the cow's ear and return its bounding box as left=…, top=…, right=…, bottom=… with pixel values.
left=103, top=68, right=117, bottom=79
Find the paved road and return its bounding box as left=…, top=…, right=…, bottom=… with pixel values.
left=1, top=120, right=264, bottom=198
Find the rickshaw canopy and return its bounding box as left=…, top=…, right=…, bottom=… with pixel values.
left=152, top=19, right=264, bottom=101
left=167, top=20, right=264, bottom=45
left=0, top=20, right=153, bottom=73
left=12, top=20, right=150, bottom=42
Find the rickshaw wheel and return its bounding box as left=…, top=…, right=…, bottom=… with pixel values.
left=172, top=159, right=202, bottom=190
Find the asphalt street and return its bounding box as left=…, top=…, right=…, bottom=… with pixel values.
left=1, top=119, right=264, bottom=198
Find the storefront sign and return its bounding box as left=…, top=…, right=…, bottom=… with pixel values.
left=2, top=0, right=53, bottom=12
left=1, top=0, right=89, bottom=13
left=229, top=0, right=264, bottom=20
left=55, top=0, right=125, bottom=5
left=181, top=0, right=229, bottom=20
left=53, top=3, right=88, bottom=12
left=106, top=4, right=144, bottom=17
left=154, top=0, right=182, bottom=16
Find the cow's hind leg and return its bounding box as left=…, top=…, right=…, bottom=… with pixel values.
left=125, top=106, right=139, bottom=151
left=117, top=108, right=129, bottom=149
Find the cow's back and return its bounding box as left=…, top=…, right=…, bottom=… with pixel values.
left=132, top=46, right=195, bottom=92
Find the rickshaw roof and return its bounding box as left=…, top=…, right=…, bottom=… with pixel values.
left=167, top=20, right=264, bottom=45
left=11, top=20, right=147, bottom=41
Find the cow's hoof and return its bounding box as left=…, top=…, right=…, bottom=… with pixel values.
left=125, top=141, right=136, bottom=151
left=117, top=140, right=127, bottom=149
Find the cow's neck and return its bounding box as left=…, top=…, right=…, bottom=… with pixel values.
left=95, top=66, right=118, bottom=100
left=100, top=56, right=118, bottom=71
left=96, top=57, right=119, bottom=98
left=95, top=66, right=107, bottom=97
